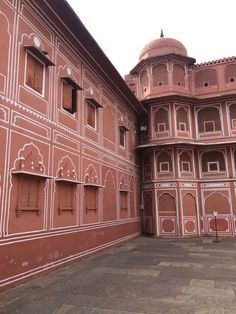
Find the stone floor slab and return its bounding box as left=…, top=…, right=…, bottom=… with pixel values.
left=1, top=236, right=236, bottom=314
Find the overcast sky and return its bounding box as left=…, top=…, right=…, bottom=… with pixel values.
left=67, top=0, right=236, bottom=77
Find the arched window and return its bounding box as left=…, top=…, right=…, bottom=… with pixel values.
left=152, top=64, right=168, bottom=87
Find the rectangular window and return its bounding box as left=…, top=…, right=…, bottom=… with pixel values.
left=120, top=191, right=128, bottom=211
left=16, top=174, right=40, bottom=216
left=181, top=161, right=190, bottom=172
left=207, top=161, right=219, bottom=172
left=58, top=182, right=75, bottom=214
left=204, top=121, right=215, bottom=132
left=87, top=101, right=96, bottom=129
left=119, top=127, right=126, bottom=147
left=179, top=122, right=187, bottom=131
left=26, top=53, right=44, bottom=94
left=160, top=162, right=169, bottom=172
left=158, top=123, right=166, bottom=132
left=85, top=186, right=98, bottom=212
left=62, top=81, right=77, bottom=114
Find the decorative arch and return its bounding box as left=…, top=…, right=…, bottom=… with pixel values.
left=156, top=150, right=173, bottom=173
left=201, top=150, right=226, bottom=173
left=194, top=68, right=218, bottom=88
left=176, top=106, right=189, bottom=131
left=140, top=69, right=149, bottom=92
left=84, top=164, right=98, bottom=184
left=179, top=150, right=192, bottom=172
left=57, top=156, right=77, bottom=180
left=154, top=106, right=169, bottom=132
left=158, top=192, right=176, bottom=212
left=103, top=170, right=117, bottom=221
left=173, top=64, right=185, bottom=86
left=119, top=175, right=128, bottom=190
left=204, top=192, right=230, bottom=214
left=182, top=193, right=197, bottom=216
left=197, top=106, right=221, bottom=133
left=152, top=64, right=168, bottom=87
left=13, top=142, right=45, bottom=174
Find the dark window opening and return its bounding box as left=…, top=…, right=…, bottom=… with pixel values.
left=119, top=127, right=126, bottom=147
left=62, top=81, right=77, bottom=114
left=87, top=101, right=96, bottom=129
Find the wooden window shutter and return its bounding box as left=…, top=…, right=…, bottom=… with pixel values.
left=86, top=186, right=97, bottom=210
left=87, top=102, right=96, bottom=128
left=34, top=61, right=43, bottom=93
left=19, top=176, right=30, bottom=206
left=26, top=54, right=35, bottom=88
left=63, top=82, right=73, bottom=110
left=28, top=178, right=38, bottom=207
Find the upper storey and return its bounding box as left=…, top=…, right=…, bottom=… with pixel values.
left=125, top=34, right=236, bottom=100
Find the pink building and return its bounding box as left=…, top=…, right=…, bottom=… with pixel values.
left=125, top=34, right=236, bottom=237
left=0, top=0, right=144, bottom=291
left=2, top=0, right=236, bottom=292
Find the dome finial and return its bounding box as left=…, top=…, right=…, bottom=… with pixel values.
left=160, top=28, right=164, bottom=38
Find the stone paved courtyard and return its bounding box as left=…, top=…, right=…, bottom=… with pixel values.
left=1, top=236, right=236, bottom=313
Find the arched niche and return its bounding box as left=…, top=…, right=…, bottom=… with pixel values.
left=152, top=64, right=168, bottom=87
left=197, top=106, right=221, bottom=133
left=205, top=192, right=230, bottom=214
left=156, top=150, right=173, bottom=173
left=140, top=69, right=149, bottom=93
left=194, top=69, right=218, bottom=88
left=179, top=150, right=192, bottom=172
left=182, top=193, right=197, bottom=216
left=154, top=107, right=169, bottom=133
left=176, top=106, right=189, bottom=131
left=173, top=64, right=185, bottom=86
left=201, top=150, right=226, bottom=173
left=103, top=170, right=117, bottom=221
left=158, top=193, right=176, bottom=213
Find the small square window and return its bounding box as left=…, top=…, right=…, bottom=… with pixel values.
left=26, top=53, right=44, bottom=94
left=204, top=121, right=215, bottom=132
left=229, top=77, right=235, bottom=83
left=181, top=161, right=190, bottom=172
left=160, top=162, right=169, bottom=172
left=177, top=82, right=182, bottom=86
left=158, top=123, right=166, bottom=132
left=207, top=161, right=219, bottom=172
left=62, top=81, right=77, bottom=114
left=87, top=101, right=96, bottom=129
left=179, top=122, right=187, bottom=131
left=203, top=82, right=209, bottom=87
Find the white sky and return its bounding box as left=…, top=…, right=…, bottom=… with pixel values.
left=67, top=0, right=236, bottom=77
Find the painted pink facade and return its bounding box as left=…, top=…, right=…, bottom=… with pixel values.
left=2, top=0, right=236, bottom=293
left=125, top=36, right=236, bottom=237
left=0, top=0, right=144, bottom=290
